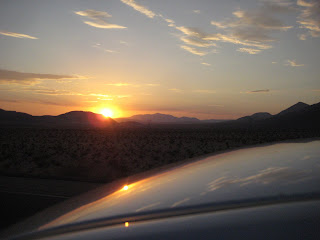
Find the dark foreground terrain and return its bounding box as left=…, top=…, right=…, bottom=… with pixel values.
left=1, top=127, right=319, bottom=183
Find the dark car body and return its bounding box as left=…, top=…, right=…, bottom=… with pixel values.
left=2, top=139, right=320, bottom=239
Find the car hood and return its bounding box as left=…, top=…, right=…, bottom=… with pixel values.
left=2, top=139, right=320, bottom=238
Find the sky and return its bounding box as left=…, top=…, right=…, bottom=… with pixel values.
left=0, top=0, right=319, bottom=119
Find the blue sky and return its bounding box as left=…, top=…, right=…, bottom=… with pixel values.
left=0, top=0, right=319, bottom=119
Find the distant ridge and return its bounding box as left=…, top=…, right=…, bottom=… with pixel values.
left=116, top=113, right=230, bottom=124
left=0, top=109, right=117, bottom=128
left=237, top=112, right=272, bottom=122
left=117, top=113, right=201, bottom=124
left=1, top=101, right=319, bottom=129
left=229, top=101, right=320, bottom=129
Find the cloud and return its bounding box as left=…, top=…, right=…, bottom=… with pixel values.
left=89, top=93, right=131, bottom=100
left=75, top=9, right=126, bottom=29
left=128, top=6, right=214, bottom=58
left=207, top=1, right=294, bottom=54
left=105, top=83, right=159, bottom=87
left=120, top=0, right=156, bottom=18
left=296, top=0, right=320, bottom=39
left=180, top=36, right=216, bottom=47
left=120, top=40, right=129, bottom=45
left=173, top=26, right=217, bottom=55
left=193, top=10, right=201, bottom=14
left=0, top=69, right=85, bottom=85
left=164, top=18, right=175, bottom=27
left=93, top=43, right=117, bottom=53
left=286, top=59, right=305, bottom=67
left=201, top=62, right=211, bottom=66
left=0, top=31, right=38, bottom=39
left=193, top=89, right=216, bottom=94
left=237, top=47, right=262, bottom=54
left=210, top=21, right=229, bottom=29
left=208, top=104, right=224, bottom=107
left=248, top=89, right=270, bottom=93
left=25, top=88, right=86, bottom=96
left=106, top=83, right=132, bottom=86
left=175, top=26, right=206, bottom=38
left=169, top=88, right=183, bottom=93
left=298, top=33, right=307, bottom=40
left=204, top=33, right=272, bottom=50
left=23, top=87, right=131, bottom=100
left=0, top=97, right=80, bottom=107
left=180, top=45, right=208, bottom=56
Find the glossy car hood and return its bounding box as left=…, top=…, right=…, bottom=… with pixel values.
left=3, top=139, right=320, bottom=238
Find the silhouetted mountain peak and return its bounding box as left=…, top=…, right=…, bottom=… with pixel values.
left=277, top=102, right=309, bottom=116
left=237, top=112, right=272, bottom=121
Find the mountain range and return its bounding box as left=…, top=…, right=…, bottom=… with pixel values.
left=0, top=101, right=319, bottom=129
left=117, top=113, right=201, bottom=124
left=0, top=110, right=117, bottom=128
left=230, top=101, right=320, bottom=129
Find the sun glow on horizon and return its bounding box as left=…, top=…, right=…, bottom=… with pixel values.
left=100, top=108, right=114, bottom=118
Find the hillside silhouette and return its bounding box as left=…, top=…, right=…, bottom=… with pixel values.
left=219, top=101, right=320, bottom=130
left=0, top=101, right=319, bottom=129
left=0, top=109, right=117, bottom=128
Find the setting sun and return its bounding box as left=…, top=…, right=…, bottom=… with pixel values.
left=101, top=109, right=114, bottom=118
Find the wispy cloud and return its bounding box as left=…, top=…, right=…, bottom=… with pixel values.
left=286, top=59, right=305, bottom=67
left=120, top=0, right=156, bottom=18
left=207, top=0, right=295, bottom=54
left=237, top=48, right=261, bottom=54
left=120, top=40, right=129, bottom=45
left=164, top=18, right=175, bottom=27
left=175, top=26, right=206, bottom=38
left=106, top=83, right=132, bottom=87
left=201, top=62, right=211, bottom=66
left=180, top=45, right=207, bottom=56
left=204, top=33, right=272, bottom=50
left=174, top=27, right=216, bottom=55
left=0, top=97, right=81, bottom=107
left=208, top=104, right=224, bottom=107
left=247, top=89, right=270, bottom=93
left=106, top=83, right=159, bottom=87
left=193, top=89, right=216, bottom=94
left=193, top=10, right=201, bottom=14
left=117, top=2, right=215, bottom=58
left=0, top=31, right=37, bottom=39
left=21, top=87, right=131, bottom=101
left=298, top=33, right=307, bottom=40
left=169, top=88, right=183, bottom=93
left=0, top=69, right=85, bottom=85
left=28, top=89, right=81, bottom=96
left=93, top=43, right=117, bottom=53
left=180, top=36, right=216, bottom=48
left=75, top=9, right=126, bottom=29
left=297, top=0, right=320, bottom=39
